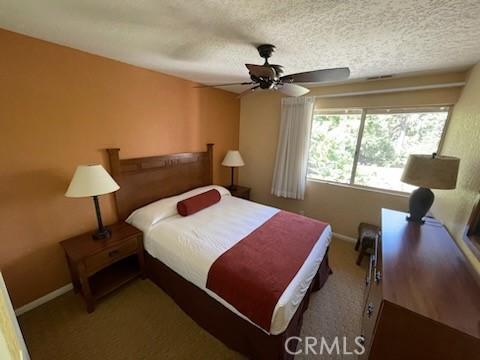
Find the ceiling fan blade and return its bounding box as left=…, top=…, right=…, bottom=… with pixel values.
left=194, top=82, right=254, bottom=88
left=281, top=67, right=350, bottom=83
left=278, top=83, right=310, bottom=97
left=237, top=85, right=260, bottom=98
left=269, top=64, right=284, bottom=76
left=245, top=64, right=276, bottom=78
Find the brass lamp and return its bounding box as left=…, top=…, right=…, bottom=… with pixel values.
left=401, top=153, right=459, bottom=224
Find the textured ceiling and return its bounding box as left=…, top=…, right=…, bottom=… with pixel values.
left=0, top=0, right=479, bottom=93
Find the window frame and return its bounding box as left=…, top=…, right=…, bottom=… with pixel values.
left=306, top=105, right=452, bottom=195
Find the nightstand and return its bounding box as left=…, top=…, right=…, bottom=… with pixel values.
left=60, top=222, right=145, bottom=313
left=229, top=185, right=250, bottom=200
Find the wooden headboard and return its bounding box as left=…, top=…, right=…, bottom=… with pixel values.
left=107, top=144, right=214, bottom=220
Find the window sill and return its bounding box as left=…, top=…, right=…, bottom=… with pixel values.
left=306, top=178, right=410, bottom=198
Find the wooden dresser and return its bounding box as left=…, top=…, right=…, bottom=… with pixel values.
left=360, top=209, right=480, bottom=359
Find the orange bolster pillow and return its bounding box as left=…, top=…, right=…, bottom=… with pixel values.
left=177, top=189, right=221, bottom=216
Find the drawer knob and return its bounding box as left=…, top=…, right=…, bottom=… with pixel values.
left=358, top=335, right=365, bottom=345
left=367, top=303, right=374, bottom=317
left=108, top=249, right=120, bottom=257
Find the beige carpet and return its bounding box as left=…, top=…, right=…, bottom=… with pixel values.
left=18, top=238, right=366, bottom=359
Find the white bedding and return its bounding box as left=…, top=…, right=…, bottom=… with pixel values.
left=127, top=186, right=332, bottom=335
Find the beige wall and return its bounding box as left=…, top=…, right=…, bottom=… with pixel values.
left=0, top=29, right=240, bottom=307
left=433, top=63, right=480, bottom=273
left=239, top=72, right=465, bottom=238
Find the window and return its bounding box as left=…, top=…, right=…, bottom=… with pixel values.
left=307, top=107, right=450, bottom=193
left=307, top=109, right=362, bottom=183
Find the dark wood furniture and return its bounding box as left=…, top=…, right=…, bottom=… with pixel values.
left=355, top=222, right=379, bottom=266
left=465, top=197, right=480, bottom=261
left=229, top=185, right=250, bottom=200
left=107, top=144, right=213, bottom=220
left=60, top=222, right=145, bottom=313
left=106, top=144, right=331, bottom=359
left=360, top=209, right=480, bottom=360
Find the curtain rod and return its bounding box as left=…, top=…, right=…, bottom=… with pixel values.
left=312, top=82, right=466, bottom=99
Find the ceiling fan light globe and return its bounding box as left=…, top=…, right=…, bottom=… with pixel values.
left=279, top=83, right=310, bottom=97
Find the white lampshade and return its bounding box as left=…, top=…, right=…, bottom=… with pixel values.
left=65, top=164, right=120, bottom=198
left=222, top=150, right=245, bottom=167
left=401, top=154, right=460, bottom=189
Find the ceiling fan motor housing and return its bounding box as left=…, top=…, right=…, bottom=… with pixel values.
left=259, top=80, right=275, bottom=89
left=250, top=74, right=275, bottom=89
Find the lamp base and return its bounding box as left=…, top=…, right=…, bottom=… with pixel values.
left=92, top=227, right=111, bottom=240
left=406, top=215, right=425, bottom=225
left=406, top=187, right=434, bottom=224
left=229, top=167, right=236, bottom=191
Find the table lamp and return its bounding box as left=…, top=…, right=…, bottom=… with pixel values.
left=401, top=153, right=459, bottom=224
left=65, top=164, right=120, bottom=239
left=222, top=150, right=245, bottom=191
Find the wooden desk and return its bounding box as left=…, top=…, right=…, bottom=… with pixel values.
left=360, top=209, right=480, bottom=359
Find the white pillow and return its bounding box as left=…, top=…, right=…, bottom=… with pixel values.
left=126, top=185, right=231, bottom=231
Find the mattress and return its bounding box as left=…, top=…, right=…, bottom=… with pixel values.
left=128, top=188, right=331, bottom=335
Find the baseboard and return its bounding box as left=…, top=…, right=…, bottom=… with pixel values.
left=15, top=283, right=73, bottom=316
left=332, top=232, right=357, bottom=243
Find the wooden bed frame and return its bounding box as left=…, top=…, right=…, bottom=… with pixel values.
left=106, top=144, right=331, bottom=359
left=107, top=144, right=213, bottom=220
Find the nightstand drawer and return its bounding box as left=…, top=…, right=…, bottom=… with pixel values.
left=85, top=237, right=138, bottom=275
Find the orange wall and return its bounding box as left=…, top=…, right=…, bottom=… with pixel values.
left=0, top=29, right=240, bottom=307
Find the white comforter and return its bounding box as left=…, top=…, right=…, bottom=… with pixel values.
left=127, top=186, right=331, bottom=334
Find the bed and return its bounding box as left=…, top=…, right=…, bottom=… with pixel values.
left=106, top=144, right=332, bottom=359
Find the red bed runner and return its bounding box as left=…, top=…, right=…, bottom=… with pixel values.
left=206, top=210, right=328, bottom=331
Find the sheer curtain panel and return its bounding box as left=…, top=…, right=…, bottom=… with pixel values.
left=271, top=96, right=314, bottom=200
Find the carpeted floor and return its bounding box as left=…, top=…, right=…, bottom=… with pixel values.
left=18, top=238, right=366, bottom=359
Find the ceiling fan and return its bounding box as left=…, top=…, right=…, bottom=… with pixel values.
left=196, top=44, right=350, bottom=97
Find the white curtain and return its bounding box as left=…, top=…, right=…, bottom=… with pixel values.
left=271, top=96, right=314, bottom=200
